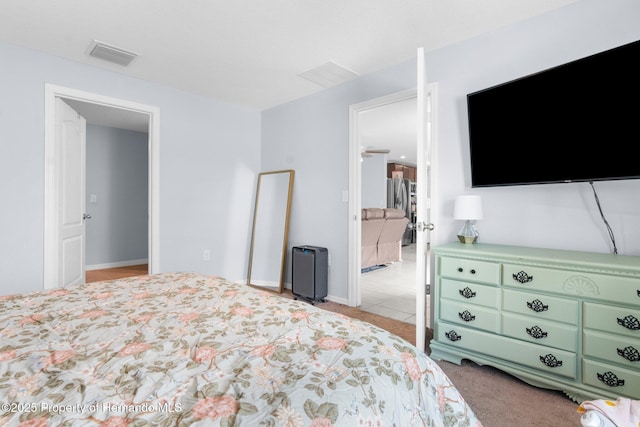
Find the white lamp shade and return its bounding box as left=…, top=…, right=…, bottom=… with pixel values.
left=454, top=195, right=483, bottom=220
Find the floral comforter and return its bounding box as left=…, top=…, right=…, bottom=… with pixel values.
left=0, top=272, right=480, bottom=426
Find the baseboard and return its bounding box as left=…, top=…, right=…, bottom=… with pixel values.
left=237, top=280, right=349, bottom=306
left=86, top=259, right=148, bottom=271
left=324, top=294, right=348, bottom=305
left=285, top=282, right=348, bottom=305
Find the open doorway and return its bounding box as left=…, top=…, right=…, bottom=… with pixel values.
left=78, top=117, right=150, bottom=283
left=347, top=89, right=417, bottom=313
left=349, top=51, right=436, bottom=353
left=359, top=97, right=417, bottom=324
left=43, top=84, right=160, bottom=289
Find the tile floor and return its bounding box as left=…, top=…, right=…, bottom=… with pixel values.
left=360, top=244, right=418, bottom=324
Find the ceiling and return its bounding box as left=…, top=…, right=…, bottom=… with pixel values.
left=360, top=97, right=417, bottom=165
left=63, top=98, right=151, bottom=132
left=1, top=0, right=576, bottom=111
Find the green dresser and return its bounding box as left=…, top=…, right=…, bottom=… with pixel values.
left=431, top=243, right=640, bottom=402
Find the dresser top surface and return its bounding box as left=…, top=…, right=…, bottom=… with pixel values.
left=433, top=242, right=640, bottom=272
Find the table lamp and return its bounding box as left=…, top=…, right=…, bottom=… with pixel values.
left=454, top=195, right=483, bottom=244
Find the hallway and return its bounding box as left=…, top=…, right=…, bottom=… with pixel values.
left=86, top=264, right=148, bottom=283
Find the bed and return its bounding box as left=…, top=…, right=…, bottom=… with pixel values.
left=0, top=272, right=481, bottom=426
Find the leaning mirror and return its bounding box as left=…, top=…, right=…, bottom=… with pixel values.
left=247, top=170, right=294, bottom=293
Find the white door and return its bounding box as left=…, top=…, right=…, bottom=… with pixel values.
left=44, top=85, right=160, bottom=290
left=347, top=51, right=436, bottom=353
left=415, top=47, right=437, bottom=353
left=56, top=98, right=87, bottom=287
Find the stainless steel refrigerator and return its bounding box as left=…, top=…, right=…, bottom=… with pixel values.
left=386, top=178, right=413, bottom=245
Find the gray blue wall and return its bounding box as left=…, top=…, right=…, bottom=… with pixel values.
left=262, top=0, right=640, bottom=301
left=85, top=124, right=149, bottom=267
left=1, top=0, right=639, bottom=301
left=361, top=155, right=387, bottom=209
left=0, top=41, right=260, bottom=296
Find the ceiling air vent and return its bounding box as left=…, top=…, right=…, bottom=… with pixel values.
left=298, top=61, right=360, bottom=88
left=88, top=40, right=138, bottom=66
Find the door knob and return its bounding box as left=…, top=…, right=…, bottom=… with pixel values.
left=417, top=222, right=434, bottom=231
left=83, top=213, right=92, bottom=220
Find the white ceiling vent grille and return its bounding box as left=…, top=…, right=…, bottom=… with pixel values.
left=88, top=40, right=138, bottom=66
left=298, top=61, right=360, bottom=88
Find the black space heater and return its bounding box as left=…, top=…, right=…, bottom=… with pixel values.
left=292, top=246, right=328, bottom=304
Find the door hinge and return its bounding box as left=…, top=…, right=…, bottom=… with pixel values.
left=425, top=284, right=431, bottom=295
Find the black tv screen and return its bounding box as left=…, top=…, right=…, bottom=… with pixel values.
left=467, top=39, right=640, bottom=187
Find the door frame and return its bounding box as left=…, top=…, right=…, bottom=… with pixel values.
left=43, top=84, right=160, bottom=289
left=348, top=89, right=417, bottom=308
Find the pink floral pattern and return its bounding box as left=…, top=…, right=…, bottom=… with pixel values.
left=42, top=350, right=76, bottom=368
left=100, top=417, right=130, bottom=427
left=0, top=349, right=17, bottom=362
left=192, top=395, right=238, bottom=420
left=402, top=352, right=422, bottom=381
left=193, top=346, right=218, bottom=362
left=178, top=312, right=200, bottom=322
left=117, top=342, right=152, bottom=357
left=0, top=272, right=480, bottom=426
left=317, top=336, right=347, bottom=351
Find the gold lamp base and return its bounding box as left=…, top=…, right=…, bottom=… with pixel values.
left=457, top=234, right=478, bottom=244
left=457, top=220, right=479, bottom=244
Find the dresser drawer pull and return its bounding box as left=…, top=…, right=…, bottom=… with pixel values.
left=527, top=299, right=549, bottom=313
left=513, top=271, right=533, bottom=284
left=445, top=330, right=462, bottom=342
left=526, top=326, right=548, bottom=339
left=459, top=287, right=477, bottom=299
left=539, top=354, right=563, bottom=368
left=597, top=371, right=625, bottom=388
left=458, top=310, right=476, bottom=322
left=617, top=346, right=640, bottom=362
left=617, top=315, right=640, bottom=331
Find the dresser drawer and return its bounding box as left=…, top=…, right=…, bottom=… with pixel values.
left=503, top=263, right=640, bottom=305
left=436, top=322, right=577, bottom=379
left=583, top=359, right=640, bottom=399
left=583, top=330, right=640, bottom=369
left=502, top=312, right=577, bottom=352
left=440, top=299, right=499, bottom=333
left=584, top=302, right=640, bottom=339
left=440, top=278, right=500, bottom=309
left=503, top=289, right=578, bottom=325
left=440, top=256, right=500, bottom=285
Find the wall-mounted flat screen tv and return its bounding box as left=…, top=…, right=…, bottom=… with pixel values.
left=467, top=39, right=640, bottom=187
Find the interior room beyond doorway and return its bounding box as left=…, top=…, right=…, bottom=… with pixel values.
left=360, top=243, right=417, bottom=324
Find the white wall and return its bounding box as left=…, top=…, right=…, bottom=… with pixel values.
left=261, top=0, right=640, bottom=301
left=261, top=64, right=417, bottom=300
left=0, top=42, right=261, bottom=296
left=361, top=155, right=387, bottom=209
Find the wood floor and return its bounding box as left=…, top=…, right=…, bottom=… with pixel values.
left=85, top=264, right=149, bottom=283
